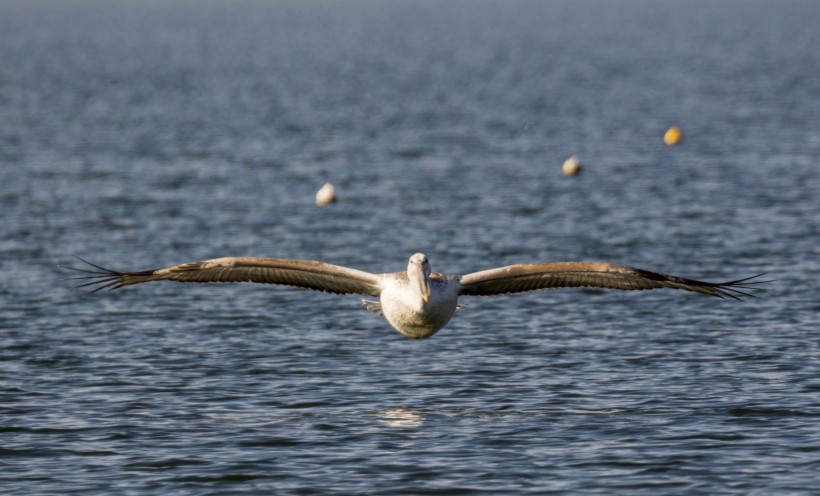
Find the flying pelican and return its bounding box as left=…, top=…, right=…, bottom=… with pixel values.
left=63, top=254, right=764, bottom=339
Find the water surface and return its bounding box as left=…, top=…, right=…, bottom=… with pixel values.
left=2, top=0, right=819, bottom=494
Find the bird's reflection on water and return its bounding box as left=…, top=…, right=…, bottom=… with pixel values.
left=378, top=406, right=425, bottom=428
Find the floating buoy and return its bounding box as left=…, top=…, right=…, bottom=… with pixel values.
left=664, top=126, right=683, bottom=146
left=562, top=155, right=582, bottom=176
left=315, top=182, right=337, bottom=206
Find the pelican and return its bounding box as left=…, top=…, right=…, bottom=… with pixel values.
left=63, top=254, right=764, bottom=339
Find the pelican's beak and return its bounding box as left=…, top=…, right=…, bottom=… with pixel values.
left=413, top=269, right=431, bottom=304
left=409, top=253, right=432, bottom=305
left=418, top=276, right=431, bottom=304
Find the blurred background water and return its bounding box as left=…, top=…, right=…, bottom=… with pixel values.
left=1, top=0, right=819, bottom=494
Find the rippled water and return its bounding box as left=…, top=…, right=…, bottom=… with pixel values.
left=2, top=0, right=819, bottom=494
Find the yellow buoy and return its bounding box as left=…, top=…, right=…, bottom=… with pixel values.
left=664, top=126, right=683, bottom=146
left=562, top=155, right=582, bottom=176
left=315, top=182, right=337, bottom=206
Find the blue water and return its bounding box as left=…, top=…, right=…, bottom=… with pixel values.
left=2, top=0, right=819, bottom=494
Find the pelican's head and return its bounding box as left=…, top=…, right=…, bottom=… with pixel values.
left=408, top=253, right=431, bottom=303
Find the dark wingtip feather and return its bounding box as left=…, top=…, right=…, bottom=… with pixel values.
left=711, top=273, right=771, bottom=301
left=629, top=267, right=770, bottom=302
left=59, top=256, right=127, bottom=293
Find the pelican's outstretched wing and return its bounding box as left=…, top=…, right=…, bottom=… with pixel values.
left=458, top=262, right=766, bottom=300
left=62, top=257, right=382, bottom=297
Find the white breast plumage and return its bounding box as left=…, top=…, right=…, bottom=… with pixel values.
left=378, top=275, right=460, bottom=339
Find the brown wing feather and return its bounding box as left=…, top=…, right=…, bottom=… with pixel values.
left=458, top=261, right=765, bottom=300
left=62, top=256, right=382, bottom=296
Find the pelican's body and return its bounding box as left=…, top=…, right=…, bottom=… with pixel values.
left=64, top=253, right=764, bottom=339
left=376, top=270, right=460, bottom=339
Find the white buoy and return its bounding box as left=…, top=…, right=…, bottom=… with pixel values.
left=562, top=155, right=582, bottom=176
left=315, top=182, right=337, bottom=206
